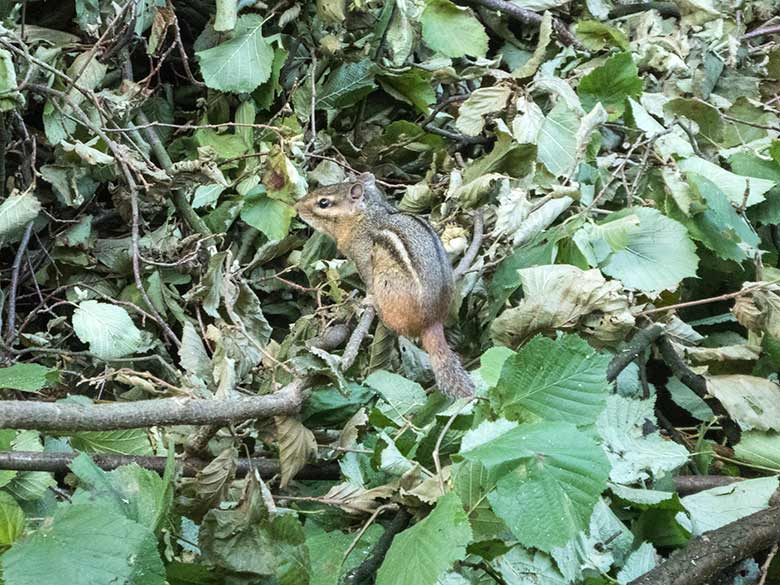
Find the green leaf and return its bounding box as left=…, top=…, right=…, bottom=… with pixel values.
left=301, top=382, right=375, bottom=427
left=4, top=432, right=56, bottom=502
left=734, top=431, right=780, bottom=470
left=253, top=48, right=288, bottom=111
left=461, top=419, right=610, bottom=551
left=318, top=60, right=376, bottom=110
left=1, top=503, right=165, bottom=585
left=420, top=0, right=488, bottom=58
left=214, top=0, right=238, bottom=31
left=491, top=334, right=609, bottom=426
left=0, top=193, right=40, bottom=241
left=536, top=101, right=580, bottom=177
left=69, top=454, right=173, bottom=532
left=0, top=492, right=24, bottom=548
left=0, top=364, right=59, bottom=392
left=378, top=69, right=436, bottom=114
left=477, top=346, right=514, bottom=388
left=0, top=49, right=21, bottom=112
left=192, top=184, right=226, bottom=210
left=74, top=0, right=100, bottom=35
left=240, top=195, right=295, bottom=241
left=617, top=542, right=656, bottom=584
left=71, top=301, right=142, bottom=360
left=68, top=430, right=153, bottom=456
left=365, top=370, right=427, bottom=424
left=580, top=207, right=699, bottom=293
left=666, top=376, right=714, bottom=422
left=684, top=173, right=760, bottom=262
left=306, top=524, right=383, bottom=585
left=575, top=20, right=629, bottom=51
left=678, top=156, right=775, bottom=207
left=597, top=395, right=689, bottom=484
left=550, top=498, right=633, bottom=582
left=679, top=476, right=779, bottom=536
left=577, top=52, right=642, bottom=120
left=664, top=97, right=724, bottom=143
left=376, top=493, right=472, bottom=585
left=494, top=546, right=568, bottom=585
left=610, top=484, right=683, bottom=510
left=196, top=14, right=273, bottom=93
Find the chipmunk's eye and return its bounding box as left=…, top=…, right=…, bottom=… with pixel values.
left=317, top=198, right=331, bottom=209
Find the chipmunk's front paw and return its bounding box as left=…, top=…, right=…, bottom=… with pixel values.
left=361, top=294, right=375, bottom=308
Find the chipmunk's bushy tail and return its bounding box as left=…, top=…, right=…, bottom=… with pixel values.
left=420, top=322, right=474, bottom=398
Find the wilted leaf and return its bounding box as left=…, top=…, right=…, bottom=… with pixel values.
left=706, top=375, right=780, bottom=432
left=490, top=265, right=634, bottom=346
left=0, top=192, right=40, bottom=241
left=455, top=86, right=511, bottom=137
left=275, top=417, right=317, bottom=488
left=179, top=321, right=212, bottom=381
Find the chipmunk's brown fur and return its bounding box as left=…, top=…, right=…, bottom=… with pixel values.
left=295, top=173, right=474, bottom=398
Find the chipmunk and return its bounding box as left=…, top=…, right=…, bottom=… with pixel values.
left=295, top=173, right=475, bottom=398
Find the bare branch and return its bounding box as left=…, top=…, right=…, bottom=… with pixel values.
left=0, top=379, right=308, bottom=431
left=629, top=506, right=780, bottom=585
left=341, top=305, right=377, bottom=372
left=0, top=450, right=340, bottom=480
left=453, top=211, right=484, bottom=280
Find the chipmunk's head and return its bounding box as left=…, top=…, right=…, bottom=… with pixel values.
left=296, top=173, right=377, bottom=236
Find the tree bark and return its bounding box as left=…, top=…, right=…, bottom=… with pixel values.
left=629, top=506, right=780, bottom=585
left=0, top=450, right=341, bottom=480
left=0, top=380, right=307, bottom=431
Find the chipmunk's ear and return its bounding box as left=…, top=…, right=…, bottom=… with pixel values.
left=349, top=182, right=364, bottom=201
left=357, top=172, right=376, bottom=188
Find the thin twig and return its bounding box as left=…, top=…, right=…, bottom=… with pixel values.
left=341, top=305, right=377, bottom=372
left=26, top=83, right=181, bottom=348
left=655, top=336, right=741, bottom=445
left=3, top=221, right=34, bottom=345
left=453, top=211, right=484, bottom=279
left=342, top=508, right=412, bottom=585
left=341, top=504, right=399, bottom=566
left=433, top=399, right=473, bottom=494
left=460, top=0, right=580, bottom=47
left=744, top=24, right=780, bottom=39
left=606, top=324, right=665, bottom=382
left=758, top=542, right=779, bottom=585
left=133, top=111, right=213, bottom=240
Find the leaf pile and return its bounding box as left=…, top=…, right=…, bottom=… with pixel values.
left=0, top=1, right=780, bottom=584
